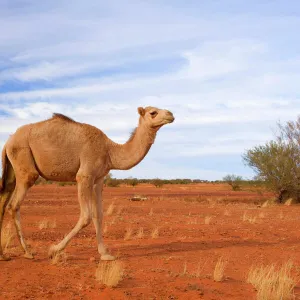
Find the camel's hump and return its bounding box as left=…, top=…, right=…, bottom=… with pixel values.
left=52, top=113, right=75, bottom=123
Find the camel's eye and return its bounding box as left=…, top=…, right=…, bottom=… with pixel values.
left=150, top=111, right=157, bottom=117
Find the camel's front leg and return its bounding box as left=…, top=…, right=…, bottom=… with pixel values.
left=92, top=179, right=115, bottom=261
left=49, top=174, right=93, bottom=258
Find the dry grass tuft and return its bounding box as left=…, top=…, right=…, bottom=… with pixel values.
left=181, top=261, right=187, bottom=276
left=247, top=261, right=296, bottom=300
left=213, top=256, right=227, bottom=282
left=284, top=198, right=297, bottom=206
left=242, top=212, right=257, bottom=224
left=124, top=227, right=132, bottom=240
left=149, top=208, right=154, bottom=216
left=1, top=223, right=15, bottom=251
left=109, top=216, right=116, bottom=226
left=224, top=209, right=231, bottom=216
left=194, top=259, right=208, bottom=278
left=151, top=227, right=159, bottom=239
left=106, top=202, right=115, bottom=216
left=136, top=227, right=144, bottom=239
left=187, top=218, right=198, bottom=225
left=51, top=251, right=68, bottom=265
left=38, top=218, right=56, bottom=230
left=95, top=261, right=124, bottom=287
left=262, top=198, right=276, bottom=208
left=204, top=216, right=212, bottom=225
left=116, top=206, right=123, bottom=215
left=103, top=223, right=108, bottom=234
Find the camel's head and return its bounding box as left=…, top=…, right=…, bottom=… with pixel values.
left=137, top=106, right=175, bottom=129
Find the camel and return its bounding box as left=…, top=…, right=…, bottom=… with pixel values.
left=0, top=106, right=174, bottom=261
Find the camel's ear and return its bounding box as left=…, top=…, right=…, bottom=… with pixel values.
left=138, top=107, right=145, bottom=116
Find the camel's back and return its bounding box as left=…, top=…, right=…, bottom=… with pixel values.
left=30, top=115, right=86, bottom=151
left=9, top=115, right=107, bottom=181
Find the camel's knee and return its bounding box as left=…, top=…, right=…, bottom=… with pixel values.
left=6, top=203, right=19, bottom=217
left=80, top=214, right=92, bottom=228
left=11, top=206, right=19, bottom=216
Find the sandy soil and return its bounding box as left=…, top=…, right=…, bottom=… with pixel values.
left=1, top=183, right=300, bottom=300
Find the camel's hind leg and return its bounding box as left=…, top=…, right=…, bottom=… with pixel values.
left=48, top=173, right=93, bottom=258
left=8, top=183, right=36, bottom=259
left=0, top=164, right=15, bottom=261
left=6, top=148, right=39, bottom=259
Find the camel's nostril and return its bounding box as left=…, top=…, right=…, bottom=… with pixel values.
left=166, top=111, right=175, bottom=122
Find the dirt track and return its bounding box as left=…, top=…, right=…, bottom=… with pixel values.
left=1, top=183, right=300, bottom=299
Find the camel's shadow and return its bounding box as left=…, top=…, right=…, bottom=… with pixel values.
left=116, top=239, right=280, bottom=258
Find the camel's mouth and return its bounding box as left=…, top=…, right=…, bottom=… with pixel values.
left=166, top=116, right=175, bottom=123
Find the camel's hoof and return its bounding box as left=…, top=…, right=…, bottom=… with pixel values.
left=24, top=252, right=34, bottom=260
left=100, top=254, right=116, bottom=261
left=48, top=245, right=59, bottom=259
left=0, top=255, right=11, bottom=261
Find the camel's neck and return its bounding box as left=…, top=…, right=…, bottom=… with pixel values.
left=107, top=124, right=157, bottom=170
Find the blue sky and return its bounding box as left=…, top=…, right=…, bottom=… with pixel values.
left=1, top=0, right=300, bottom=180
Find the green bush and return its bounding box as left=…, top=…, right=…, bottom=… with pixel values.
left=243, top=117, right=300, bottom=203
left=151, top=178, right=164, bottom=188
left=223, top=174, right=243, bottom=191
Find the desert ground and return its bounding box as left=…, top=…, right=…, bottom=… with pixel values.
left=1, top=183, right=300, bottom=299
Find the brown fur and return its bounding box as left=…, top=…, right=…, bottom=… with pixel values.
left=0, top=147, right=16, bottom=259
left=0, top=106, right=174, bottom=261
left=128, top=128, right=137, bottom=143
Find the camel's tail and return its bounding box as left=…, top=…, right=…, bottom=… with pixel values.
left=0, top=147, right=16, bottom=258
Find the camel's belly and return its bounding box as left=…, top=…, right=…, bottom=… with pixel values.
left=31, top=147, right=80, bottom=182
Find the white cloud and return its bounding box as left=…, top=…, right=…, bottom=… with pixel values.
left=0, top=1, right=300, bottom=179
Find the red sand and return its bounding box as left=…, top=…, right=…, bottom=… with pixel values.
left=1, top=183, right=300, bottom=299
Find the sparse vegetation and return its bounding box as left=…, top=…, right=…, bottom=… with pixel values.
left=181, top=261, right=188, bottom=276
left=34, top=177, right=53, bottom=185
left=38, top=218, right=57, bottom=230
left=57, top=182, right=76, bottom=186
left=151, top=227, right=159, bottom=239
left=103, top=223, right=108, bottom=234
left=107, top=178, right=121, bottom=187
left=124, top=228, right=132, bottom=240
left=213, top=257, right=227, bottom=282
left=242, top=212, right=257, bottom=224
left=151, top=178, right=164, bottom=188
left=95, top=261, right=124, bottom=287
left=106, top=203, right=115, bottom=216
left=247, top=261, right=296, bottom=300
left=126, top=177, right=139, bottom=187
left=4, top=176, right=298, bottom=298
left=136, top=227, right=144, bottom=239
left=51, top=251, right=68, bottom=265
left=244, top=117, right=300, bottom=203
left=204, top=216, right=212, bottom=225
left=262, top=198, right=276, bottom=207
left=104, top=173, right=121, bottom=187
left=193, top=260, right=208, bottom=278
left=223, top=174, right=243, bottom=191
left=116, top=206, right=123, bottom=215
left=224, top=209, right=231, bottom=216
